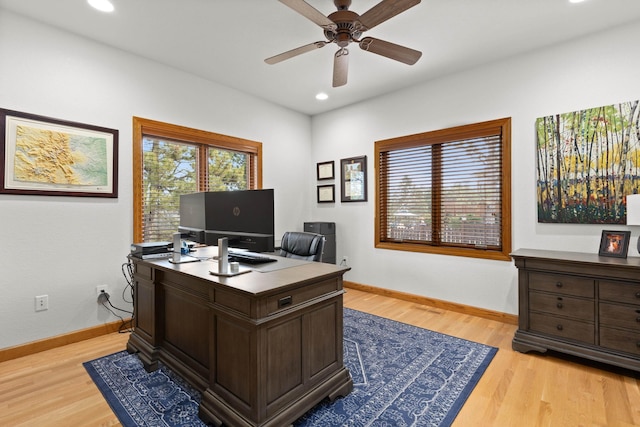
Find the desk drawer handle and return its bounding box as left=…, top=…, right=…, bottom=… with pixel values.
left=278, top=296, right=292, bottom=308
left=557, top=302, right=564, bottom=309
left=636, top=317, right=640, bottom=323
left=636, top=292, right=640, bottom=299
left=556, top=282, right=563, bottom=288
left=556, top=324, right=564, bottom=331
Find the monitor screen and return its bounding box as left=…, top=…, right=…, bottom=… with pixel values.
left=179, top=189, right=274, bottom=251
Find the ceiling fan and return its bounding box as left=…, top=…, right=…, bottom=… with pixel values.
left=265, top=0, right=422, bottom=87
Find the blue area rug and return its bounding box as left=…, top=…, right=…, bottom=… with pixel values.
left=84, top=308, right=497, bottom=426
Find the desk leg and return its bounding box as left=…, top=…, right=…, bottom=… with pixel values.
left=126, top=332, right=160, bottom=372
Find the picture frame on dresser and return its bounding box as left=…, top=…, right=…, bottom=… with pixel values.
left=598, top=230, right=630, bottom=258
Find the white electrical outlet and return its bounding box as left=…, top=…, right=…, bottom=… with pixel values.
left=35, top=295, right=49, bottom=311
left=96, top=285, right=108, bottom=297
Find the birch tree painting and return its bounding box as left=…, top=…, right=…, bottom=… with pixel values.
left=536, top=100, right=640, bottom=223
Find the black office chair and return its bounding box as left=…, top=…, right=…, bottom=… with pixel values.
left=278, top=231, right=325, bottom=262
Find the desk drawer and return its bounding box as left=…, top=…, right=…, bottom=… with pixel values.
left=600, top=326, right=640, bottom=356
left=599, top=280, right=640, bottom=304
left=529, top=292, right=594, bottom=321
left=266, top=278, right=340, bottom=315
left=529, top=312, right=595, bottom=344
left=599, top=302, right=640, bottom=330
left=529, top=272, right=594, bottom=298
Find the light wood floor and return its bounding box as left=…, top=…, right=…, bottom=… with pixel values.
left=1, top=288, right=639, bottom=426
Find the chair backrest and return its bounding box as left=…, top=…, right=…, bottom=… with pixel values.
left=278, top=231, right=325, bottom=262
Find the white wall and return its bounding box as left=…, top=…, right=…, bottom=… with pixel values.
left=310, top=21, right=640, bottom=315
left=0, top=11, right=312, bottom=348
left=3, top=10, right=639, bottom=351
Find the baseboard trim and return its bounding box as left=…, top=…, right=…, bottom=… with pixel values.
left=344, top=281, right=518, bottom=325
left=2, top=283, right=517, bottom=362
left=0, top=319, right=131, bottom=363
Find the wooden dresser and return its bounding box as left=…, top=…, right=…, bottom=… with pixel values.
left=511, top=249, right=640, bottom=371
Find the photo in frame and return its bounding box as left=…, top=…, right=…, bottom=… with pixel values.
left=317, top=184, right=335, bottom=203
left=598, top=230, right=631, bottom=258
left=0, top=108, right=118, bottom=198
left=317, top=160, right=335, bottom=180
left=341, top=155, right=367, bottom=202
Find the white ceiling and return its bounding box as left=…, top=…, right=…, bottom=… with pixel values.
left=2, top=0, right=640, bottom=116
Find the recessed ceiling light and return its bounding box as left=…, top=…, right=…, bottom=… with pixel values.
left=569, top=0, right=586, bottom=3
left=88, top=0, right=114, bottom=13
left=315, top=93, right=329, bottom=101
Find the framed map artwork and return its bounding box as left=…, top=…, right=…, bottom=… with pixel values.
left=0, top=109, right=118, bottom=197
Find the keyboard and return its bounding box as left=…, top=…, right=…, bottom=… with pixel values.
left=228, top=251, right=277, bottom=265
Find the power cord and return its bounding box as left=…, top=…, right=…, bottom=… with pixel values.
left=95, top=259, right=136, bottom=333
left=98, top=291, right=134, bottom=333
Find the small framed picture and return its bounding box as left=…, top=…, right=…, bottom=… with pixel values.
left=317, top=184, right=335, bottom=203
left=317, top=161, right=335, bottom=180
left=598, top=230, right=631, bottom=258
left=341, top=155, right=367, bottom=202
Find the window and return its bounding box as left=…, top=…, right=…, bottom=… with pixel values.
left=133, top=117, right=262, bottom=243
left=375, top=118, right=511, bottom=261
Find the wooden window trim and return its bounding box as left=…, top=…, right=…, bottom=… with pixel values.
left=132, top=117, right=263, bottom=243
left=374, top=118, right=512, bottom=261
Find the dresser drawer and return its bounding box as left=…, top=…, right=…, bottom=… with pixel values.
left=600, top=326, right=640, bottom=356
left=529, top=312, right=595, bottom=344
left=529, top=292, right=594, bottom=321
left=599, top=302, right=640, bottom=330
left=528, top=272, right=594, bottom=298
left=599, top=280, right=640, bottom=304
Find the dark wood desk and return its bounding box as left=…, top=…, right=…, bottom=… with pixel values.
left=127, top=247, right=353, bottom=426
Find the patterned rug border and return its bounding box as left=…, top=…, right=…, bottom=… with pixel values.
left=85, top=308, right=498, bottom=427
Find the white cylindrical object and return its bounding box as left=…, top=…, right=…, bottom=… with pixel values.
left=230, top=261, right=239, bottom=273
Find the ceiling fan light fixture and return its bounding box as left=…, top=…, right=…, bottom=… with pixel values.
left=268, top=0, right=422, bottom=87
left=88, top=0, right=115, bottom=13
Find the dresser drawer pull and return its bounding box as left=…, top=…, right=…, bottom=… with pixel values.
left=556, top=324, right=564, bottom=331
left=636, top=292, right=640, bottom=298
left=556, top=302, right=564, bottom=309
left=556, top=282, right=563, bottom=288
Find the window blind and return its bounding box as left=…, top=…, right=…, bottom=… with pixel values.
left=376, top=118, right=510, bottom=259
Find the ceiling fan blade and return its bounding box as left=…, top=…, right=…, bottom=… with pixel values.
left=333, top=48, right=349, bottom=87
left=359, top=37, right=422, bottom=65
left=278, top=0, right=337, bottom=31
left=265, top=41, right=327, bottom=65
left=357, top=0, right=421, bottom=31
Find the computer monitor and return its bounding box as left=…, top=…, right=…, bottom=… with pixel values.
left=179, top=189, right=274, bottom=252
